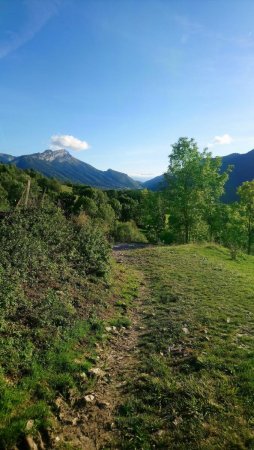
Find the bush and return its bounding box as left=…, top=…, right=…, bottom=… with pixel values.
left=0, top=207, right=72, bottom=279
left=74, top=220, right=110, bottom=276
left=113, top=220, right=147, bottom=243
left=0, top=206, right=110, bottom=278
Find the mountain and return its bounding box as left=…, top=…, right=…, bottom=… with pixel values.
left=143, top=149, right=254, bottom=201
left=0, top=149, right=142, bottom=190
left=0, top=153, right=15, bottom=163
left=143, top=174, right=166, bottom=190
left=220, top=149, right=254, bottom=202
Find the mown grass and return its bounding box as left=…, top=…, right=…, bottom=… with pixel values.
left=117, top=244, right=254, bottom=449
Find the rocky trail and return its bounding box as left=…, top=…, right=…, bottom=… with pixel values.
left=49, top=250, right=148, bottom=450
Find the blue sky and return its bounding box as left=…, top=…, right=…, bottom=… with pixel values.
left=0, top=0, right=254, bottom=180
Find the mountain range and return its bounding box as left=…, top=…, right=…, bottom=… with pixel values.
left=0, top=149, right=142, bottom=190
left=0, top=148, right=254, bottom=199
left=144, top=149, right=254, bottom=202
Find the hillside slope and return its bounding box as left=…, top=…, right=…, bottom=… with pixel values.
left=0, top=149, right=142, bottom=190
left=144, top=149, right=254, bottom=201
left=115, top=244, right=254, bottom=449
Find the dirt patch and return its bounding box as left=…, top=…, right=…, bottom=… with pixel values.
left=48, top=250, right=147, bottom=449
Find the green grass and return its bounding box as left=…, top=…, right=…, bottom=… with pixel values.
left=61, top=185, right=73, bottom=193
left=0, top=320, right=101, bottom=448
left=0, top=255, right=140, bottom=449
left=117, top=244, right=254, bottom=449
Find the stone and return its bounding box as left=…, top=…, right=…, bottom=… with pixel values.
left=24, top=436, right=38, bottom=450
left=84, top=394, right=95, bottom=403
left=25, top=420, right=34, bottom=431
left=88, top=367, right=105, bottom=378
left=105, top=326, right=112, bottom=332
left=79, top=372, right=88, bottom=382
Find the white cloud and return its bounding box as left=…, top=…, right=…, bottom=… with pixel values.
left=208, top=134, right=234, bottom=148
left=214, top=134, right=234, bottom=145
left=50, top=134, right=90, bottom=151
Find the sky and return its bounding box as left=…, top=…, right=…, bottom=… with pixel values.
left=0, top=0, right=254, bottom=180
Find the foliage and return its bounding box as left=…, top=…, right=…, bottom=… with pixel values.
left=113, top=220, right=147, bottom=243
left=0, top=206, right=110, bottom=279
left=73, top=219, right=110, bottom=276
left=139, top=190, right=167, bottom=242
left=238, top=180, right=254, bottom=254
left=165, top=137, right=230, bottom=243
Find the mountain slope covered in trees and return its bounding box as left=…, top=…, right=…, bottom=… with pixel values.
left=0, top=149, right=142, bottom=190
left=144, top=149, right=254, bottom=201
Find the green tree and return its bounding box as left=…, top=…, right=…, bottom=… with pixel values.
left=237, top=181, right=254, bottom=254
left=166, top=137, right=230, bottom=243
left=140, top=190, right=167, bottom=242
left=221, top=203, right=247, bottom=259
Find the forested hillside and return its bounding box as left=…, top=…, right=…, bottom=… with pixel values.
left=144, top=148, right=254, bottom=203
left=0, top=149, right=142, bottom=190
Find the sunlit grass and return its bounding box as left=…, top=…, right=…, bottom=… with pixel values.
left=117, top=244, right=254, bottom=449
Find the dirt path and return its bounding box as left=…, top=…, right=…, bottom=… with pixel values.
left=50, top=250, right=147, bottom=450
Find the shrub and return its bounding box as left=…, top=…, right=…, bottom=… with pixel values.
left=74, top=221, right=110, bottom=276
left=113, top=221, right=147, bottom=243
left=0, top=206, right=110, bottom=278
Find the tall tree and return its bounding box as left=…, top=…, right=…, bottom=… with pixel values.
left=165, top=137, right=230, bottom=243
left=237, top=181, right=254, bottom=254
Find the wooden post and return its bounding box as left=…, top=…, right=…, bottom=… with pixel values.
left=24, top=178, right=31, bottom=208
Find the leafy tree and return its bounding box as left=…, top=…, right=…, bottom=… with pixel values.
left=165, top=137, right=230, bottom=243
left=140, top=190, right=167, bottom=242
left=57, top=192, right=76, bottom=216
left=237, top=181, right=254, bottom=254
left=0, top=185, right=9, bottom=211
left=221, top=203, right=247, bottom=259
left=118, top=194, right=140, bottom=222
left=108, top=198, right=122, bottom=219
left=75, top=196, right=98, bottom=217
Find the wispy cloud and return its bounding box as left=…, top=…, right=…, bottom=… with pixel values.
left=50, top=134, right=90, bottom=151
left=0, top=0, right=61, bottom=59
left=175, top=14, right=254, bottom=49
left=129, top=172, right=156, bottom=180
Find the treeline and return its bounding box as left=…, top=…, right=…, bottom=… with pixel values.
left=0, top=163, right=164, bottom=244
left=163, top=137, right=254, bottom=258
left=1, top=142, right=254, bottom=259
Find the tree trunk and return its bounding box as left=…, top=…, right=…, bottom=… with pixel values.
left=247, top=217, right=251, bottom=255
left=185, top=222, right=189, bottom=244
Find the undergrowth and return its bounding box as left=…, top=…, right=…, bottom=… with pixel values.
left=0, top=207, right=111, bottom=448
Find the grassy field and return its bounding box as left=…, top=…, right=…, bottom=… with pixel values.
left=117, top=244, right=254, bottom=449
